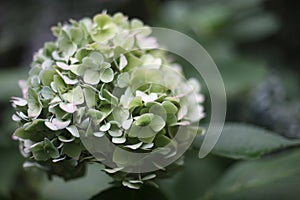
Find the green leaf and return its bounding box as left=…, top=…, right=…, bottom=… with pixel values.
left=219, top=59, right=267, bottom=98
left=44, top=138, right=60, bottom=159
left=63, top=143, right=82, bottom=159
left=14, top=119, right=48, bottom=142
left=30, top=142, right=50, bottom=161
left=158, top=150, right=227, bottom=200
left=195, top=123, right=300, bottom=160
left=203, top=149, right=300, bottom=200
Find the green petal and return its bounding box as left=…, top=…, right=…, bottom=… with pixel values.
left=112, top=107, right=129, bottom=124
left=44, top=138, right=60, bottom=159
left=62, top=143, right=82, bottom=159
left=83, top=87, right=97, bottom=108
left=41, top=86, right=55, bottom=100
left=83, top=69, right=101, bottom=85
left=53, top=74, right=68, bottom=93
left=88, top=109, right=106, bottom=124
left=58, top=30, right=77, bottom=57
left=100, top=68, right=114, bottom=83
left=154, top=134, right=171, bottom=147
left=62, top=86, right=84, bottom=105
left=70, top=27, right=83, bottom=43
left=129, top=96, right=143, bottom=111
left=138, top=129, right=156, bottom=142
left=27, top=88, right=42, bottom=118
left=162, top=101, right=178, bottom=114
left=136, top=113, right=154, bottom=126
left=117, top=72, right=130, bottom=88
left=100, top=89, right=118, bottom=106
left=149, top=115, right=165, bottom=132
left=94, top=14, right=112, bottom=28
left=92, top=26, right=117, bottom=42
left=128, top=123, right=142, bottom=137
left=41, top=69, right=55, bottom=86
left=88, top=51, right=104, bottom=66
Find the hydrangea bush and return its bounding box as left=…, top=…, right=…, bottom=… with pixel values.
left=11, top=12, right=205, bottom=189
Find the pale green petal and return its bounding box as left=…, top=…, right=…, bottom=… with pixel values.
left=149, top=115, right=165, bottom=132
left=27, top=88, right=42, bottom=118
left=162, top=101, right=178, bottom=114
left=117, top=72, right=130, bottom=88
left=100, top=68, right=114, bottom=83
left=135, top=113, right=153, bottom=126
left=83, top=69, right=101, bottom=85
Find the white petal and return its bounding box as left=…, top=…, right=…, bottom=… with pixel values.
left=103, top=167, right=124, bottom=173
left=122, top=119, right=133, bottom=130
left=119, top=54, right=128, bottom=70
left=11, top=97, right=27, bottom=106
left=100, top=123, right=111, bottom=132
left=12, top=114, right=21, bottom=122
left=112, top=137, right=126, bottom=144
left=142, top=174, right=156, bottom=181
left=59, top=102, right=77, bottom=113
left=66, top=125, right=80, bottom=138
left=93, top=132, right=105, bottom=138
left=56, top=62, right=71, bottom=70
left=141, top=143, right=154, bottom=150
left=124, top=142, right=143, bottom=150
left=52, top=118, right=71, bottom=129
left=45, top=121, right=59, bottom=131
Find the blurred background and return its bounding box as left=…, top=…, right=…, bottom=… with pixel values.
left=0, top=0, right=299, bottom=199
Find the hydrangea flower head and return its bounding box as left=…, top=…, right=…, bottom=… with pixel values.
left=11, top=12, right=205, bottom=189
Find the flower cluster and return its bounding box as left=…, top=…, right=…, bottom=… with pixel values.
left=11, top=12, right=205, bottom=189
